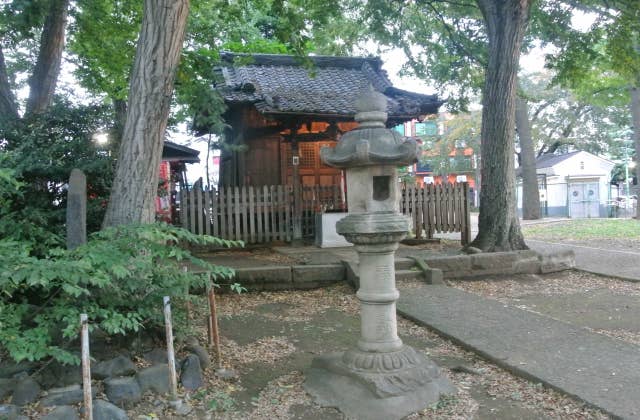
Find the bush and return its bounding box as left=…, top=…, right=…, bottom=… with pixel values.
left=0, top=101, right=114, bottom=251
left=0, top=223, right=241, bottom=365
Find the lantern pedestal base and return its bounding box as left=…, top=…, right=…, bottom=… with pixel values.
left=304, top=346, right=455, bottom=420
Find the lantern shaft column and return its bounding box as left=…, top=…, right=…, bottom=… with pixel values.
left=304, top=88, right=455, bottom=420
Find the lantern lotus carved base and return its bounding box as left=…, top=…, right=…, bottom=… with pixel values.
left=305, top=346, right=455, bottom=420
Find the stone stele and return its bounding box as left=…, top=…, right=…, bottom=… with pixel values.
left=304, top=87, right=455, bottom=420
left=66, top=168, right=87, bottom=250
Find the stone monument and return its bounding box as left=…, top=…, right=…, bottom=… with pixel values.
left=66, top=168, right=87, bottom=250
left=304, top=88, right=455, bottom=420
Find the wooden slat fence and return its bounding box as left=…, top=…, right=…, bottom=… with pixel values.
left=179, top=185, right=344, bottom=244
left=400, top=182, right=471, bottom=245
left=180, top=182, right=469, bottom=245
left=180, top=185, right=292, bottom=243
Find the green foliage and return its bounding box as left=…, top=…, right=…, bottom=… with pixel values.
left=0, top=222, right=241, bottom=365
left=420, top=113, right=480, bottom=177
left=67, top=0, right=351, bottom=134
left=355, top=0, right=486, bottom=111
left=549, top=3, right=640, bottom=94
left=0, top=0, right=52, bottom=97
left=0, top=100, right=114, bottom=251
left=69, top=0, right=142, bottom=101
left=518, top=72, right=631, bottom=157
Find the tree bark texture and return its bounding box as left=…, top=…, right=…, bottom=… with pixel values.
left=515, top=96, right=541, bottom=220
left=110, top=98, right=128, bottom=156
left=631, top=85, right=640, bottom=219
left=25, top=0, right=69, bottom=116
left=0, top=46, right=19, bottom=119
left=470, top=0, right=531, bottom=251
left=102, top=0, right=190, bottom=227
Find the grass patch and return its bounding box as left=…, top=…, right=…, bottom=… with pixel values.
left=522, top=219, right=640, bottom=241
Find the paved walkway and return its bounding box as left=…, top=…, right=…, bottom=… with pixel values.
left=397, top=285, right=640, bottom=419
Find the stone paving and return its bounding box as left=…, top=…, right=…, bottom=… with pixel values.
left=397, top=284, right=640, bottom=419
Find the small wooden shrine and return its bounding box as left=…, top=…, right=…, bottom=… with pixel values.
left=208, top=52, right=443, bottom=189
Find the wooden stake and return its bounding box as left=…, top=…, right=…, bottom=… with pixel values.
left=80, top=314, right=93, bottom=420
left=182, top=266, right=192, bottom=323
left=207, top=276, right=222, bottom=368
left=163, top=296, right=179, bottom=402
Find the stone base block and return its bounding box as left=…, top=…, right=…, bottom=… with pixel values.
left=343, top=260, right=360, bottom=289
left=304, top=347, right=455, bottom=420
left=425, top=268, right=444, bottom=285
left=315, top=212, right=353, bottom=248
left=292, top=265, right=344, bottom=285
left=539, top=250, right=575, bottom=273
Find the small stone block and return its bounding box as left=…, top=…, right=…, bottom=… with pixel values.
left=514, top=257, right=541, bottom=274
left=180, top=354, right=203, bottom=391
left=342, top=260, right=359, bottom=289
left=539, top=250, right=575, bottom=273
left=425, top=268, right=444, bottom=285
left=471, top=252, right=518, bottom=270
left=104, top=376, right=142, bottom=406
left=235, top=266, right=291, bottom=289
left=11, top=376, right=40, bottom=406
left=292, top=265, right=344, bottom=284
left=136, top=365, right=171, bottom=395
left=0, top=378, right=12, bottom=400
left=93, top=355, right=136, bottom=379
left=143, top=348, right=167, bottom=365
left=88, top=399, right=128, bottom=420
left=425, top=255, right=471, bottom=272
left=41, top=384, right=88, bottom=406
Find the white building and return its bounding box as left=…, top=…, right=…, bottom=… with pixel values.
left=517, top=151, right=615, bottom=218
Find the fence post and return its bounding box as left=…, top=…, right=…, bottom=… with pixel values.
left=80, top=314, right=93, bottom=420
left=163, top=296, right=179, bottom=403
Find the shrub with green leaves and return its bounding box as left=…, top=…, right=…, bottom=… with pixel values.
left=0, top=223, right=241, bottom=365
left=0, top=101, right=114, bottom=253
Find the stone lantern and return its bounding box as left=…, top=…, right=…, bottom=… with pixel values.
left=304, top=88, right=454, bottom=420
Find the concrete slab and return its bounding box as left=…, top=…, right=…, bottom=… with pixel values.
left=397, top=284, right=640, bottom=419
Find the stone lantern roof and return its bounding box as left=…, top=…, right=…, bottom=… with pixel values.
left=320, top=88, right=419, bottom=168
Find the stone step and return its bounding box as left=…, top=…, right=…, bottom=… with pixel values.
left=395, top=269, right=423, bottom=282
left=394, top=258, right=416, bottom=271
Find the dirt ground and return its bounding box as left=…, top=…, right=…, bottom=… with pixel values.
left=124, top=279, right=610, bottom=420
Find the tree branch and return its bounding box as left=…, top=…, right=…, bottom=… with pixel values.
left=25, top=0, right=69, bottom=116
left=421, top=0, right=486, bottom=67
left=0, top=45, right=19, bottom=119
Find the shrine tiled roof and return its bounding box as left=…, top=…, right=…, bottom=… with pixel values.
left=214, top=52, right=443, bottom=120
left=162, top=141, right=200, bottom=164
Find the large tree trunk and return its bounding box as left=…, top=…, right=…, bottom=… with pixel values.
left=102, top=0, right=190, bottom=227
left=470, top=0, right=531, bottom=251
left=25, top=0, right=69, bottom=116
left=515, top=96, right=541, bottom=220
left=632, top=85, right=640, bottom=220
left=110, top=98, right=128, bottom=156
left=0, top=46, right=19, bottom=119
